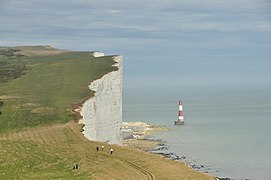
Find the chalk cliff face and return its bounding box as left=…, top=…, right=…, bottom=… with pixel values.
left=80, top=54, right=123, bottom=145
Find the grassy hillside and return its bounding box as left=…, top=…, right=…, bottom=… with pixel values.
left=0, top=47, right=116, bottom=132
left=0, top=46, right=214, bottom=179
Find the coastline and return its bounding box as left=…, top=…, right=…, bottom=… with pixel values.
left=122, top=121, right=232, bottom=180
left=73, top=53, right=215, bottom=179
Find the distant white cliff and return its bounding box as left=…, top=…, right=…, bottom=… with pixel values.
left=80, top=54, right=123, bottom=145
left=91, top=51, right=105, bottom=57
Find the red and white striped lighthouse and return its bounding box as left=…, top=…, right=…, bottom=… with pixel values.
left=175, top=100, right=184, bottom=125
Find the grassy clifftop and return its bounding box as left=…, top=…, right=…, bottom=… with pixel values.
left=0, top=46, right=116, bottom=131
left=0, top=46, right=213, bottom=179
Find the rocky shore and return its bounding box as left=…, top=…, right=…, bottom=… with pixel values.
left=122, top=121, right=169, bottom=151
left=122, top=122, right=238, bottom=180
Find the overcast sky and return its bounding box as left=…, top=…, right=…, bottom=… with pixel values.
left=1, top=0, right=271, bottom=90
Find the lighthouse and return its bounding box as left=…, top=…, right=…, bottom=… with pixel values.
left=175, top=100, right=184, bottom=125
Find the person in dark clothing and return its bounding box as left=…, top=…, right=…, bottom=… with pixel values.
left=96, top=146, right=99, bottom=152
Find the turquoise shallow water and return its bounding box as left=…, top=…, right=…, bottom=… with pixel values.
left=124, top=85, right=271, bottom=180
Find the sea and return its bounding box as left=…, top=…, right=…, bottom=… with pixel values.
left=123, top=84, right=271, bottom=180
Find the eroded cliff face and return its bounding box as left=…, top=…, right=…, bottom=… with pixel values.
left=80, top=55, right=123, bottom=145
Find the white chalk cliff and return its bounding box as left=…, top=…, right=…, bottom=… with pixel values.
left=91, top=51, right=105, bottom=57
left=80, top=54, right=123, bottom=145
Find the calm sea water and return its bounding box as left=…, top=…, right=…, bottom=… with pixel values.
left=124, top=85, right=271, bottom=180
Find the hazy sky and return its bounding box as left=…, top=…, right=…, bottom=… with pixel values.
left=1, top=0, right=271, bottom=90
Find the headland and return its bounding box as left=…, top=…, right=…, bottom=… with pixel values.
left=0, top=46, right=214, bottom=179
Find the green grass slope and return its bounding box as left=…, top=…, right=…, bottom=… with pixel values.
left=0, top=48, right=116, bottom=131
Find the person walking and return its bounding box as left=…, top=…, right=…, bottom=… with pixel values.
left=110, top=147, right=113, bottom=155
left=96, top=146, right=99, bottom=152
left=72, top=163, right=79, bottom=169
left=101, top=145, right=104, bottom=151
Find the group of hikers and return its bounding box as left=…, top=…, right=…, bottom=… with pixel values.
left=72, top=145, right=114, bottom=170
left=96, top=145, right=114, bottom=155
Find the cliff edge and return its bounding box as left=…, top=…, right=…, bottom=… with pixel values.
left=80, top=54, right=123, bottom=145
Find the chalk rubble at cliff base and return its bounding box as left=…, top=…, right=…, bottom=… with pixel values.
left=122, top=121, right=169, bottom=140
left=122, top=121, right=170, bottom=151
